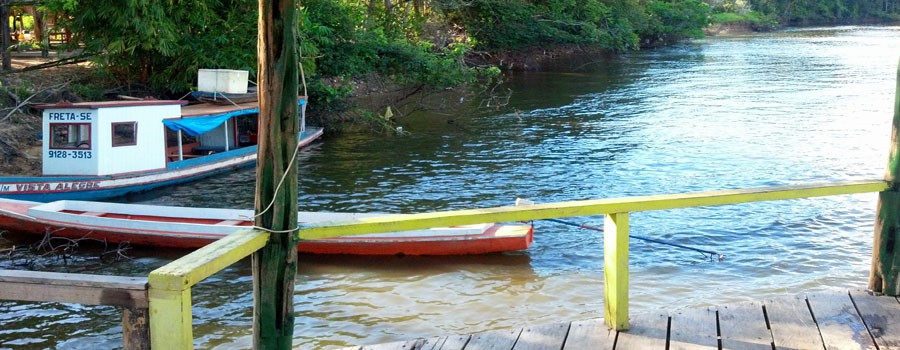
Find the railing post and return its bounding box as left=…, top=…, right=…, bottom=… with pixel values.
left=148, top=282, right=193, bottom=349
left=870, top=58, right=900, bottom=296
left=122, top=307, right=150, bottom=350
left=604, top=212, right=629, bottom=330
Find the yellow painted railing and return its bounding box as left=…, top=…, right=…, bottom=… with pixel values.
left=147, top=179, right=889, bottom=346
left=148, top=229, right=269, bottom=349
left=299, top=180, right=888, bottom=239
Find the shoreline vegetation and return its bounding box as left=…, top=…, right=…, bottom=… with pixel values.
left=0, top=0, right=899, bottom=175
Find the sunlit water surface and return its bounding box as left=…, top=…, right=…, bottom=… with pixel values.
left=2, top=25, right=900, bottom=349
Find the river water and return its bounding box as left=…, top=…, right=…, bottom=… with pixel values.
left=2, top=25, right=900, bottom=349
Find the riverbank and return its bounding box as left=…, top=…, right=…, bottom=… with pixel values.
left=0, top=56, right=95, bottom=176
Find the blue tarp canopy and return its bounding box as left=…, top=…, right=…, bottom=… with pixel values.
left=163, top=111, right=248, bottom=137
left=164, top=99, right=306, bottom=137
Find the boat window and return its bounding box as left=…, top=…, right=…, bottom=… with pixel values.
left=50, top=123, right=91, bottom=149
left=112, top=122, right=137, bottom=147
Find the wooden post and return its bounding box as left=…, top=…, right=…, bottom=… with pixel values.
left=870, top=58, right=900, bottom=296
left=254, top=0, right=300, bottom=349
left=604, top=212, right=629, bottom=330
left=122, top=307, right=150, bottom=350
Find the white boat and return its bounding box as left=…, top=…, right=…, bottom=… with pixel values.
left=0, top=98, right=322, bottom=201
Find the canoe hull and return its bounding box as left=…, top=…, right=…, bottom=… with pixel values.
left=0, top=199, right=534, bottom=255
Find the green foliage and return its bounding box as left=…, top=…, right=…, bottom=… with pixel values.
left=300, top=0, right=480, bottom=90
left=41, top=0, right=257, bottom=93
left=748, top=0, right=900, bottom=24
left=640, top=0, right=711, bottom=44
left=70, top=83, right=106, bottom=101
left=436, top=0, right=626, bottom=50
left=711, top=10, right=778, bottom=29
left=433, top=0, right=712, bottom=52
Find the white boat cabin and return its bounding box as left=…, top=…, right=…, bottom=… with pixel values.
left=37, top=98, right=309, bottom=177
left=39, top=100, right=185, bottom=176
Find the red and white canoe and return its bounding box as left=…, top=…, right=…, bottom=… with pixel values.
left=0, top=199, right=534, bottom=255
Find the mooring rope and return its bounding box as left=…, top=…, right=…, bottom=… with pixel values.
left=542, top=218, right=724, bottom=261
left=515, top=198, right=724, bottom=261
left=243, top=50, right=310, bottom=235
left=242, top=134, right=306, bottom=234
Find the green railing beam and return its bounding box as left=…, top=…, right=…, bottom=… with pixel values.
left=144, top=178, right=889, bottom=343
left=148, top=229, right=269, bottom=349
left=298, top=180, right=888, bottom=240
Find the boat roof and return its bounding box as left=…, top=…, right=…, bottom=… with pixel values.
left=35, top=100, right=188, bottom=109
left=164, top=97, right=307, bottom=136
left=179, top=96, right=306, bottom=118
left=180, top=101, right=261, bottom=118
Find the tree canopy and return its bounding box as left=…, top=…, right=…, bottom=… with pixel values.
left=37, top=0, right=900, bottom=98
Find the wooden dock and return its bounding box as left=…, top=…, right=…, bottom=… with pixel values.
left=340, top=290, right=900, bottom=350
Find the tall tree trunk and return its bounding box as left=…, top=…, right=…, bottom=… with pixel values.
left=1, top=0, right=10, bottom=71
left=33, top=7, right=48, bottom=58
left=253, top=0, right=300, bottom=349
left=414, top=0, right=424, bottom=16
left=365, top=0, right=377, bottom=29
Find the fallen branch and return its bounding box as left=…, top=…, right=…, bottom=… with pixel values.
left=0, top=80, right=75, bottom=123
left=0, top=53, right=94, bottom=75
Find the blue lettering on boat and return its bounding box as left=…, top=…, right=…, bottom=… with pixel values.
left=13, top=181, right=100, bottom=193
left=47, top=112, right=92, bottom=121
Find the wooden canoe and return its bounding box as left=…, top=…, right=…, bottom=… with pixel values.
left=0, top=199, right=534, bottom=255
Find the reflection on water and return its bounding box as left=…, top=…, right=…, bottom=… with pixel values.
left=3, top=25, right=900, bottom=349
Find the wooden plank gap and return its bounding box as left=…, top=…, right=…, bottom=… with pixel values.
left=562, top=318, right=615, bottom=349
left=715, top=309, right=722, bottom=349
left=465, top=328, right=521, bottom=350
left=423, top=335, right=470, bottom=350
left=718, top=301, right=772, bottom=350
left=360, top=338, right=427, bottom=350
left=802, top=294, right=829, bottom=349
left=761, top=304, right=775, bottom=343
left=849, top=289, right=900, bottom=348
left=669, top=307, right=717, bottom=350
left=511, top=322, right=569, bottom=350
left=614, top=311, right=667, bottom=349
left=764, top=294, right=823, bottom=349
left=806, top=291, right=876, bottom=350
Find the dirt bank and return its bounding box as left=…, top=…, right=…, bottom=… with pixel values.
left=0, top=55, right=93, bottom=175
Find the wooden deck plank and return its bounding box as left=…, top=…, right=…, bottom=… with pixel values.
left=850, top=290, right=900, bottom=349
left=562, top=318, right=615, bottom=350
left=360, top=338, right=426, bottom=350
left=764, top=294, right=824, bottom=350
left=512, top=322, right=569, bottom=350
left=344, top=291, right=900, bottom=350
left=612, top=311, right=668, bottom=349
left=464, top=328, right=521, bottom=350
left=669, top=307, right=718, bottom=350
left=423, top=335, right=470, bottom=350
left=718, top=301, right=772, bottom=350
left=806, top=292, right=876, bottom=350
left=0, top=270, right=148, bottom=308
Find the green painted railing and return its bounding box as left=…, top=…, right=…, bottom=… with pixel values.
left=147, top=179, right=889, bottom=348
left=148, top=230, right=269, bottom=349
